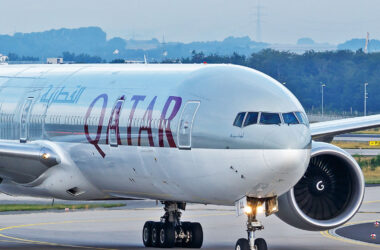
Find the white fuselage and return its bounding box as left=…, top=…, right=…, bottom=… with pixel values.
left=0, top=64, right=311, bottom=205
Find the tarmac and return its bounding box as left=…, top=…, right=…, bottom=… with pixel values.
left=333, top=133, right=380, bottom=155
left=335, top=134, right=380, bottom=141
left=345, top=149, right=380, bottom=156
left=0, top=186, right=377, bottom=249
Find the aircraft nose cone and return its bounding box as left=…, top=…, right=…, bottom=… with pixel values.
left=263, top=147, right=310, bottom=174
left=262, top=125, right=311, bottom=150
left=262, top=125, right=311, bottom=175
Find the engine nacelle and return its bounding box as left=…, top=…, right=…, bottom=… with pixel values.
left=276, top=141, right=365, bottom=231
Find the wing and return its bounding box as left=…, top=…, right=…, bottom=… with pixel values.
left=311, top=114, right=380, bottom=142
left=0, top=141, right=60, bottom=184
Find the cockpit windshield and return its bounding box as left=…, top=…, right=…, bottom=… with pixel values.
left=283, top=112, right=299, bottom=124
left=233, top=112, right=246, bottom=127
left=295, top=112, right=309, bottom=126
left=244, top=112, right=259, bottom=126
left=233, top=111, right=309, bottom=127
left=260, top=112, right=281, bottom=125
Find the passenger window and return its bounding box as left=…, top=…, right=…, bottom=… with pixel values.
left=260, top=112, right=281, bottom=125
left=233, top=112, right=246, bottom=127
left=295, top=112, right=309, bottom=126
left=282, top=112, right=299, bottom=125
left=243, top=112, right=259, bottom=127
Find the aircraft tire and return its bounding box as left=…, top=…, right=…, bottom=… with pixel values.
left=235, top=238, right=249, bottom=250
left=142, top=221, right=154, bottom=247
left=159, top=223, right=175, bottom=248
left=188, top=222, right=203, bottom=248
left=151, top=222, right=161, bottom=247
left=255, top=238, right=267, bottom=250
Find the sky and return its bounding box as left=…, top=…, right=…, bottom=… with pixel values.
left=0, top=0, right=378, bottom=44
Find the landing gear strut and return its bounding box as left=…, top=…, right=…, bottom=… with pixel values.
left=235, top=197, right=277, bottom=250
left=142, top=201, right=203, bottom=248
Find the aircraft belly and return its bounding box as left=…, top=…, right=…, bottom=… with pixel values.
left=68, top=143, right=309, bottom=206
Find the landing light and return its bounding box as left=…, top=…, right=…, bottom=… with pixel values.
left=42, top=153, right=50, bottom=160
left=244, top=205, right=253, bottom=215
left=256, top=205, right=265, bottom=214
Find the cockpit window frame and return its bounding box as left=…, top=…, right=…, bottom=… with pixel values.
left=233, top=112, right=247, bottom=128
left=243, top=112, right=259, bottom=127
left=301, top=112, right=310, bottom=127
left=294, top=111, right=309, bottom=127
left=282, top=112, right=300, bottom=125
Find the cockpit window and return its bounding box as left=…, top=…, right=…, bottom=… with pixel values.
left=233, top=112, right=246, bottom=127
left=295, top=112, right=309, bottom=126
left=303, top=113, right=309, bottom=126
left=243, top=112, right=259, bottom=127
left=282, top=112, right=299, bottom=125
left=301, top=112, right=310, bottom=126
left=260, top=112, right=281, bottom=125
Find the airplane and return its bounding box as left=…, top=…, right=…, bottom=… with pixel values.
left=0, top=63, right=378, bottom=250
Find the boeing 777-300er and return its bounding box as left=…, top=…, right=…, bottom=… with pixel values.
left=0, top=63, right=377, bottom=250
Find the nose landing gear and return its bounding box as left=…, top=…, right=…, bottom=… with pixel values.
left=142, top=201, right=203, bottom=248
left=235, top=196, right=278, bottom=250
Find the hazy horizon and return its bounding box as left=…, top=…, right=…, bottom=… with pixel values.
left=0, top=0, right=378, bottom=44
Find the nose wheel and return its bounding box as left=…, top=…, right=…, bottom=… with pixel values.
left=235, top=238, right=267, bottom=250
left=235, top=196, right=277, bottom=250
left=142, top=201, right=203, bottom=248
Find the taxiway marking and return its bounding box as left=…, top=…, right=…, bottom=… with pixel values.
left=320, top=220, right=380, bottom=248
left=0, top=220, right=120, bottom=250
left=0, top=211, right=233, bottom=249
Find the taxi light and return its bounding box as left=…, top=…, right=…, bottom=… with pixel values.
left=244, top=205, right=253, bottom=214
left=256, top=205, right=265, bottom=214
left=42, top=153, right=50, bottom=160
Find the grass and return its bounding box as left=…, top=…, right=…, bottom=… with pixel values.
left=331, top=130, right=380, bottom=183
left=362, top=168, right=380, bottom=184
left=353, top=155, right=380, bottom=184
left=352, top=128, right=380, bottom=134
left=332, top=141, right=380, bottom=149
left=0, top=203, right=125, bottom=212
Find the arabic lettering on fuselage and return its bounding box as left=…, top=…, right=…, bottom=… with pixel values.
left=84, top=94, right=182, bottom=158
left=40, top=85, right=86, bottom=104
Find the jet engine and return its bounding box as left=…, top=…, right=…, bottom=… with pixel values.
left=276, top=141, right=365, bottom=231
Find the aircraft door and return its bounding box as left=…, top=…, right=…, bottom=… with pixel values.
left=20, top=97, right=34, bottom=143
left=177, top=101, right=200, bottom=149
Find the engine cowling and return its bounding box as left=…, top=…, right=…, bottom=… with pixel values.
left=276, top=141, right=365, bottom=231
